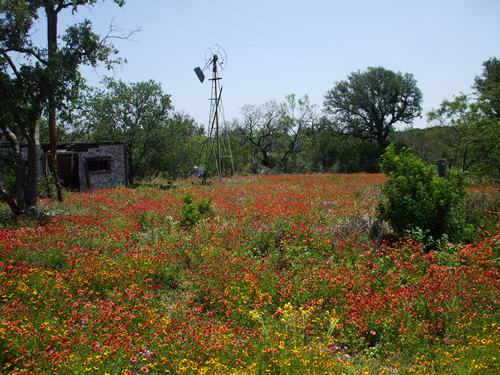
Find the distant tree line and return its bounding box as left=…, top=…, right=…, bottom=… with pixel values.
left=60, top=59, right=497, bottom=183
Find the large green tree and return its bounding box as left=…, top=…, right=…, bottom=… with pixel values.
left=0, top=0, right=125, bottom=215
left=152, top=113, right=204, bottom=180
left=323, top=66, right=422, bottom=149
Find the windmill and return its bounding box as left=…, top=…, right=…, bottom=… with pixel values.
left=194, top=44, right=235, bottom=179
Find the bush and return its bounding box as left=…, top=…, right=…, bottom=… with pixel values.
left=180, top=194, right=212, bottom=227
left=378, top=144, right=472, bottom=242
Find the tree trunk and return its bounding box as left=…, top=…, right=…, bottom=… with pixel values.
left=25, top=117, right=40, bottom=208
left=46, top=4, right=63, bottom=202
left=462, top=146, right=469, bottom=172
left=127, top=144, right=135, bottom=184
left=261, top=150, right=273, bottom=169
left=0, top=187, right=17, bottom=216
left=2, top=127, right=24, bottom=216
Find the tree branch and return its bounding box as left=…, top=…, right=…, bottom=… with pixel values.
left=3, top=126, right=20, bottom=153
left=1, top=51, right=19, bottom=75
left=1, top=47, right=47, bottom=65
left=101, top=20, right=141, bottom=44
left=56, top=1, right=78, bottom=13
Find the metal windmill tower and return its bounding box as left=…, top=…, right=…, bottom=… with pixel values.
left=194, top=44, right=235, bottom=179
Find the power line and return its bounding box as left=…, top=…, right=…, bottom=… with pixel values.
left=162, top=1, right=444, bottom=98
left=149, top=0, right=380, bottom=67
left=102, top=3, right=355, bottom=72
left=102, top=1, right=445, bottom=113
left=203, top=0, right=390, bottom=66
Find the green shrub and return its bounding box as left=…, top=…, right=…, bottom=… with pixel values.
left=37, top=174, right=57, bottom=199
left=378, top=144, right=473, bottom=242
left=180, top=194, right=212, bottom=227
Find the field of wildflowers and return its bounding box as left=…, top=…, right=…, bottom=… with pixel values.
left=0, top=173, right=498, bottom=374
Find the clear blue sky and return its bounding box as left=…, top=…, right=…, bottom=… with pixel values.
left=50, top=0, right=500, bottom=130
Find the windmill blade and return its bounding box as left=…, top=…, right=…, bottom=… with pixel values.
left=194, top=67, right=205, bottom=83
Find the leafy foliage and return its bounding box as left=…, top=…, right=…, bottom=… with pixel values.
left=180, top=194, right=211, bottom=227
left=378, top=144, right=472, bottom=242
left=427, top=98, right=500, bottom=181
left=474, top=57, right=500, bottom=118
left=74, top=78, right=203, bottom=182
left=426, top=58, right=500, bottom=182
left=307, top=119, right=381, bottom=172
left=323, top=66, right=422, bottom=147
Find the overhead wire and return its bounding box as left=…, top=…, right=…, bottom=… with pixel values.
left=162, top=0, right=444, bottom=98
left=102, top=1, right=444, bottom=126
left=147, top=0, right=378, bottom=68
left=202, top=0, right=389, bottom=66
left=148, top=0, right=445, bottom=99
left=101, top=3, right=357, bottom=72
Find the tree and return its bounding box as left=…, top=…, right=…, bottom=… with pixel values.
left=1, top=0, right=127, bottom=203
left=323, top=66, right=422, bottom=149
left=0, top=0, right=127, bottom=215
left=276, top=94, right=315, bottom=172
left=474, top=57, right=500, bottom=118
left=236, top=94, right=315, bottom=173
left=427, top=58, right=500, bottom=181
left=391, top=126, right=459, bottom=166
left=303, top=115, right=383, bottom=173
left=150, top=113, right=204, bottom=180
left=76, top=78, right=179, bottom=182
left=0, top=65, right=45, bottom=216
left=428, top=97, right=499, bottom=180
left=236, top=100, right=282, bottom=171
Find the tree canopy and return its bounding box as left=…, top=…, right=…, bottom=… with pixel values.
left=323, top=66, right=422, bottom=148
left=75, top=77, right=203, bottom=182
left=474, top=57, right=500, bottom=118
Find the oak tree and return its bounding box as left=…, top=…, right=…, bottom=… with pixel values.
left=323, top=66, right=422, bottom=149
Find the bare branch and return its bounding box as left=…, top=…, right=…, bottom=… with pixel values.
left=101, top=19, right=141, bottom=44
